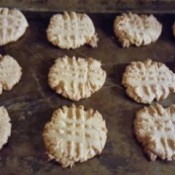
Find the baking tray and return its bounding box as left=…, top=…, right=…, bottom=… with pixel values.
left=2, top=0, right=175, bottom=13
left=1, top=12, right=175, bottom=175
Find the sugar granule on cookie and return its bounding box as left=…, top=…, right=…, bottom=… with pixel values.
left=134, top=103, right=175, bottom=161
left=47, top=11, right=98, bottom=49
left=114, top=12, right=162, bottom=47
left=48, top=55, right=106, bottom=101
left=122, top=59, right=175, bottom=104
left=43, top=104, right=107, bottom=168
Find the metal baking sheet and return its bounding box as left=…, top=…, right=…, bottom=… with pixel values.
left=1, top=12, right=175, bottom=175
left=1, top=0, right=175, bottom=13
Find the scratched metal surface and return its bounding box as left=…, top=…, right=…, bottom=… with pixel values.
left=1, top=12, right=175, bottom=175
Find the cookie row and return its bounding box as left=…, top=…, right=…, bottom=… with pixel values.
left=123, top=60, right=175, bottom=162
left=0, top=6, right=109, bottom=167
left=3, top=54, right=175, bottom=104
left=2, top=102, right=175, bottom=166
left=0, top=8, right=174, bottom=48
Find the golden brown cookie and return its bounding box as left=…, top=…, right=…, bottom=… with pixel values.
left=0, top=55, right=22, bottom=94
left=122, top=59, right=175, bottom=104
left=114, top=12, right=162, bottom=47
left=48, top=56, right=106, bottom=101
left=135, top=103, right=175, bottom=161
left=0, top=8, right=28, bottom=45
left=43, top=104, right=107, bottom=168
left=0, top=106, right=11, bottom=150
left=47, top=11, right=98, bottom=49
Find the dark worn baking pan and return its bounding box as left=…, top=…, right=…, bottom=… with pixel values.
left=0, top=10, right=175, bottom=175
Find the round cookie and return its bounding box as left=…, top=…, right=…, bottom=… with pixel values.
left=0, top=55, right=22, bottom=95
left=134, top=103, right=175, bottom=161
left=43, top=104, right=107, bottom=168
left=122, top=59, right=175, bottom=104
left=172, top=22, right=175, bottom=37
left=114, top=12, right=162, bottom=47
left=48, top=56, right=106, bottom=101
left=47, top=11, right=98, bottom=49
left=0, top=8, right=28, bottom=46
left=0, top=106, right=11, bottom=150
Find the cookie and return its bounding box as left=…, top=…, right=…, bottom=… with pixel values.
left=48, top=56, right=106, bottom=101
left=0, top=8, right=28, bottom=46
left=0, top=106, right=11, bottom=150
left=172, top=22, right=175, bottom=37
left=122, top=59, right=175, bottom=104
left=114, top=12, right=162, bottom=47
left=134, top=103, right=175, bottom=161
left=43, top=104, right=107, bottom=168
left=0, top=55, right=22, bottom=94
left=47, top=11, right=98, bottom=49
